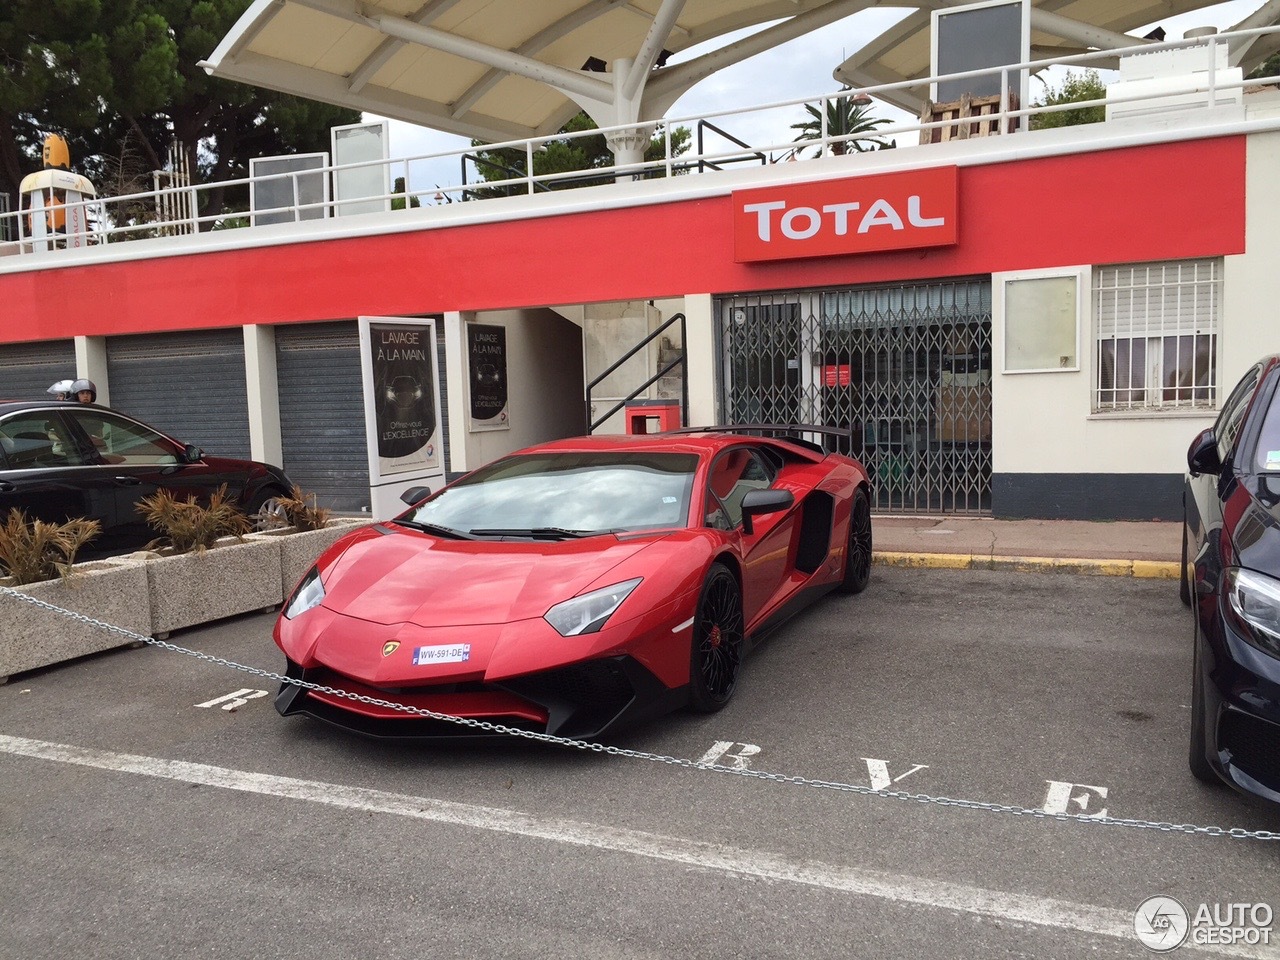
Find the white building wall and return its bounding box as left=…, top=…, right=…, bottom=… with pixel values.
left=1223, top=126, right=1280, bottom=394
left=992, top=340, right=1217, bottom=477
left=451, top=308, right=584, bottom=474
left=74, top=336, right=109, bottom=407
left=243, top=324, right=283, bottom=466
left=993, top=126, right=1280, bottom=482
left=683, top=293, right=717, bottom=427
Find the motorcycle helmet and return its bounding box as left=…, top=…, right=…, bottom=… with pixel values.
left=70, top=378, right=97, bottom=403
left=46, top=379, right=75, bottom=400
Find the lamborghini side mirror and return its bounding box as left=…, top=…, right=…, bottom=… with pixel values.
left=740, top=488, right=794, bottom=535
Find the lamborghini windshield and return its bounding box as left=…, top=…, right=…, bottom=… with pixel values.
left=403, top=451, right=699, bottom=536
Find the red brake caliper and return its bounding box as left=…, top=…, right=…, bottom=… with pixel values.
left=708, top=624, right=722, bottom=649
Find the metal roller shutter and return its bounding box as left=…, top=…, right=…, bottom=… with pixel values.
left=106, top=330, right=251, bottom=458
left=0, top=341, right=77, bottom=401
left=276, top=322, right=370, bottom=512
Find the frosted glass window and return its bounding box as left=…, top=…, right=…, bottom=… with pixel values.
left=1004, top=275, right=1078, bottom=372
left=332, top=122, right=390, bottom=217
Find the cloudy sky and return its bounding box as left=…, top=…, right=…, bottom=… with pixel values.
left=373, top=0, right=1264, bottom=194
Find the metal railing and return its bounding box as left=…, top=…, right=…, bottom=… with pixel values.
left=586, top=313, right=687, bottom=434
left=694, top=119, right=770, bottom=172
left=2, top=25, right=1278, bottom=257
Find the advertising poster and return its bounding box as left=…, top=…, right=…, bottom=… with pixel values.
left=467, top=323, right=509, bottom=431
left=368, top=320, right=439, bottom=476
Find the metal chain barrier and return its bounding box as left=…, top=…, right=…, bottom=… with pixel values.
left=5, top=586, right=1279, bottom=842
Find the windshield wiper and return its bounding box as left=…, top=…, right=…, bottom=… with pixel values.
left=392, top=519, right=477, bottom=540
left=468, top=527, right=601, bottom=540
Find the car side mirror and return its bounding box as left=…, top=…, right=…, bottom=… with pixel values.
left=740, top=488, right=794, bottom=535
left=400, top=486, right=431, bottom=505
left=1187, top=428, right=1221, bottom=477
left=182, top=443, right=203, bottom=464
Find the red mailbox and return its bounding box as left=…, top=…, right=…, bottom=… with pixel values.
left=624, top=399, right=681, bottom=434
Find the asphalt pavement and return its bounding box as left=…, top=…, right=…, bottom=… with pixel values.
left=2, top=567, right=1274, bottom=960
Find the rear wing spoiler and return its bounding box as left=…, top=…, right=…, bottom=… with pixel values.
left=670, top=423, right=852, bottom=456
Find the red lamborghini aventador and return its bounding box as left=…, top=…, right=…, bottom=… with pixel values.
left=272, top=426, right=872, bottom=739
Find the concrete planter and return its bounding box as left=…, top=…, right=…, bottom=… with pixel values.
left=252, top=517, right=372, bottom=599
left=0, top=560, right=152, bottom=682
left=145, top=536, right=285, bottom=637
left=0, top=520, right=373, bottom=679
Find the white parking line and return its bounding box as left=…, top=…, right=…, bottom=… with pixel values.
left=0, top=733, right=1264, bottom=958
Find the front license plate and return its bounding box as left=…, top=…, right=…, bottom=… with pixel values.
left=412, top=643, right=472, bottom=665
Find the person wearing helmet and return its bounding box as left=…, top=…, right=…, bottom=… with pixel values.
left=46, top=378, right=75, bottom=400
left=70, top=378, right=97, bottom=404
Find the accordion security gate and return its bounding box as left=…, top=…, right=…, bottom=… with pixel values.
left=718, top=279, right=993, bottom=515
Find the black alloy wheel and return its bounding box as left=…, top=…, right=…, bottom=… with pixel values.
left=839, top=488, right=872, bottom=595
left=688, top=562, right=745, bottom=713
left=1188, top=609, right=1218, bottom=784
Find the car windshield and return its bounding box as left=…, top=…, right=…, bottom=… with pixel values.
left=405, top=451, right=699, bottom=536
left=1256, top=384, right=1280, bottom=473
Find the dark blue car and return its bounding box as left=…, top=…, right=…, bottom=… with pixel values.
left=1183, top=355, right=1280, bottom=803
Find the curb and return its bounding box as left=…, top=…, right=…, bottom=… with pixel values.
left=872, top=551, right=1180, bottom=579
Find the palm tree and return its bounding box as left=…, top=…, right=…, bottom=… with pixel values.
left=790, top=88, right=893, bottom=156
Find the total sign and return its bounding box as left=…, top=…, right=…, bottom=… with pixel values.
left=734, top=166, right=958, bottom=262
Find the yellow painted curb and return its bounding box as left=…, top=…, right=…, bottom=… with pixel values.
left=1132, top=560, right=1181, bottom=580
left=872, top=551, right=973, bottom=570
left=873, top=551, right=1180, bottom=578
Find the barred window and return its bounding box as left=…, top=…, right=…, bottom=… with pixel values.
left=1094, top=259, right=1220, bottom=412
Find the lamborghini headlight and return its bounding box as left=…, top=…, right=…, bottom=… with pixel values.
left=284, top=567, right=325, bottom=620
left=544, top=578, right=642, bottom=637
left=1223, top=567, right=1280, bottom=658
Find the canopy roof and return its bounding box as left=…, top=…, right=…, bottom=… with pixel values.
left=203, top=0, right=1280, bottom=144
left=836, top=0, right=1280, bottom=114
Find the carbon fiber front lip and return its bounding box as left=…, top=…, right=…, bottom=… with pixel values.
left=274, top=655, right=686, bottom=741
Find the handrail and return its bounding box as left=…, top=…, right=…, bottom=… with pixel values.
left=586, top=312, right=687, bottom=433
left=695, top=119, right=769, bottom=172
left=460, top=151, right=554, bottom=201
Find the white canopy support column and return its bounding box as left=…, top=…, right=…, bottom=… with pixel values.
left=563, top=0, right=689, bottom=180
left=1224, top=0, right=1280, bottom=67
left=1027, top=7, right=1157, bottom=50
left=601, top=59, right=650, bottom=176
left=361, top=0, right=689, bottom=179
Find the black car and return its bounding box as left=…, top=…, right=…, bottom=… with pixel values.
left=0, top=400, right=294, bottom=559
left=1183, top=355, right=1280, bottom=803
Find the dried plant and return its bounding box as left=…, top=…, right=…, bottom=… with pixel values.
left=136, top=484, right=251, bottom=554
left=275, top=485, right=332, bottom=532
left=0, top=509, right=101, bottom=585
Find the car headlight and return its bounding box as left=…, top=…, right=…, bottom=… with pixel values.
left=284, top=567, right=325, bottom=620
left=1223, top=567, right=1280, bottom=658
left=544, top=578, right=642, bottom=637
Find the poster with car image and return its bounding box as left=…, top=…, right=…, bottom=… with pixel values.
left=467, top=323, right=509, bottom=431
left=368, top=320, right=439, bottom=475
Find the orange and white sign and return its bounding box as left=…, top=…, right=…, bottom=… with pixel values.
left=733, top=166, right=958, bottom=262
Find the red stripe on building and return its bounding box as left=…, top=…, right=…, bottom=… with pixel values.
left=0, top=137, right=1246, bottom=344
